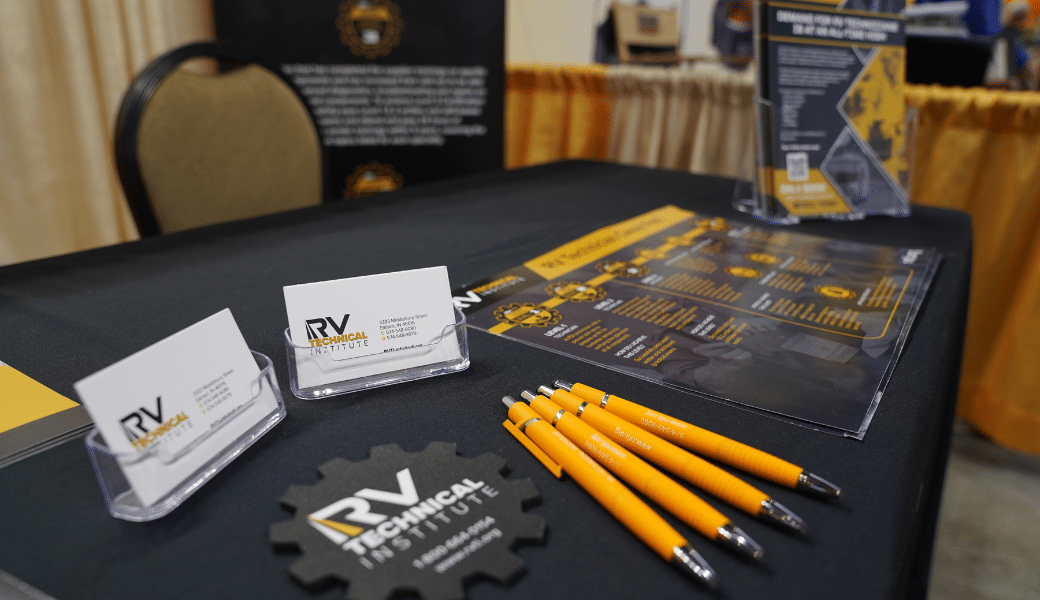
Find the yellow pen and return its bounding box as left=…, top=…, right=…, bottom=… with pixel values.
left=518, top=390, right=763, bottom=560
left=501, top=396, right=719, bottom=588
left=536, top=385, right=807, bottom=533
left=555, top=380, right=841, bottom=498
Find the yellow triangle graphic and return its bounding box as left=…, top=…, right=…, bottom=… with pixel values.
left=308, top=517, right=364, bottom=537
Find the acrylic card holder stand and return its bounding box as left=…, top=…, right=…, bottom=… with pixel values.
left=746, top=3, right=913, bottom=225
left=85, top=351, right=286, bottom=522
left=735, top=98, right=918, bottom=224
left=284, top=305, right=470, bottom=399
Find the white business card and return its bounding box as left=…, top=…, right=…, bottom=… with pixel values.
left=74, top=309, right=275, bottom=507
left=284, top=266, right=461, bottom=390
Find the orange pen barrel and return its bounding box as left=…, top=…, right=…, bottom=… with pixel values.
left=525, top=394, right=731, bottom=541
left=568, top=382, right=803, bottom=488
left=506, top=401, right=687, bottom=560
left=545, top=388, right=769, bottom=517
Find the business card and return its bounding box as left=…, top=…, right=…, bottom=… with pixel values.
left=284, top=266, right=461, bottom=390
left=75, top=309, right=274, bottom=507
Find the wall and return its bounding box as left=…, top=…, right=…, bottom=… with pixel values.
left=506, top=0, right=719, bottom=64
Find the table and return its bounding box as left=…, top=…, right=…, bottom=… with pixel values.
left=0, top=161, right=971, bottom=599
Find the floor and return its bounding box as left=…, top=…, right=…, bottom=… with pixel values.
left=928, top=421, right=1040, bottom=600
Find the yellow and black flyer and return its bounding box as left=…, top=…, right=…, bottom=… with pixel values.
left=453, top=206, right=939, bottom=438
left=754, top=0, right=909, bottom=221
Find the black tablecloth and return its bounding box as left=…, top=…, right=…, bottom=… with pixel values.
left=0, top=161, right=970, bottom=599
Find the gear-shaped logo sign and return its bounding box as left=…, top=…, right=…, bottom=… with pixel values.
left=544, top=281, right=607, bottom=303
left=271, top=442, right=544, bottom=600
left=336, top=0, right=404, bottom=59
left=493, top=303, right=563, bottom=328
left=595, top=260, right=649, bottom=278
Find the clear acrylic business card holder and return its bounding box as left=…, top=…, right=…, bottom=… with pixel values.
left=284, top=305, right=470, bottom=399
left=84, top=350, right=286, bottom=522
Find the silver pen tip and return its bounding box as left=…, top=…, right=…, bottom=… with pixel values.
left=717, top=524, right=764, bottom=560
left=760, top=499, right=808, bottom=534
left=537, top=384, right=555, bottom=397
left=798, top=471, right=842, bottom=499
left=519, top=390, right=537, bottom=402
left=672, top=545, right=719, bottom=589
left=554, top=379, right=574, bottom=391
left=502, top=396, right=516, bottom=408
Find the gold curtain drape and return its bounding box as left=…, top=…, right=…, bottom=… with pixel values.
left=907, top=84, right=1040, bottom=455
left=505, top=64, right=611, bottom=169
left=606, top=64, right=755, bottom=179
left=505, top=63, right=755, bottom=179
left=0, top=0, right=213, bottom=266
left=506, top=65, right=1040, bottom=455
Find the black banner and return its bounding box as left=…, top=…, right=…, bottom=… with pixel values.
left=214, top=0, right=505, bottom=199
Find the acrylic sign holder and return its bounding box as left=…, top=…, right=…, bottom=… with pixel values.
left=284, top=305, right=470, bottom=399
left=85, top=350, right=286, bottom=522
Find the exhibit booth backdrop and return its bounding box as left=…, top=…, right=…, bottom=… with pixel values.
left=2, top=19, right=1040, bottom=455
left=211, top=0, right=506, bottom=197
left=906, top=84, right=1040, bottom=455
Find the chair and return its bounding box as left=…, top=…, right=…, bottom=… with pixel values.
left=610, top=1, right=681, bottom=66
left=114, top=41, right=327, bottom=237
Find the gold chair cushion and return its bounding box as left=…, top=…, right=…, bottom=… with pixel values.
left=136, top=65, right=322, bottom=233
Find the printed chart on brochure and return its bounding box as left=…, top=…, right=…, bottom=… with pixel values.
left=453, top=206, right=939, bottom=438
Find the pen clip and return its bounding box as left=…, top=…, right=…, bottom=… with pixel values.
left=502, top=420, right=564, bottom=479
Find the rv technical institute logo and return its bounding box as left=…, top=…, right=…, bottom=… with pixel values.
left=336, top=0, right=404, bottom=59
left=271, top=442, right=544, bottom=600
left=119, top=396, right=191, bottom=452
left=303, top=314, right=370, bottom=355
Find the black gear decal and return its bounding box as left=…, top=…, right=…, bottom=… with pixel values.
left=270, top=442, right=544, bottom=600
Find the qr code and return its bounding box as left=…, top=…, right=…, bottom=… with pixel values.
left=786, top=152, right=809, bottom=182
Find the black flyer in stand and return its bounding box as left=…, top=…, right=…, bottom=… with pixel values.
left=753, top=0, right=909, bottom=221
left=453, top=206, right=939, bottom=438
